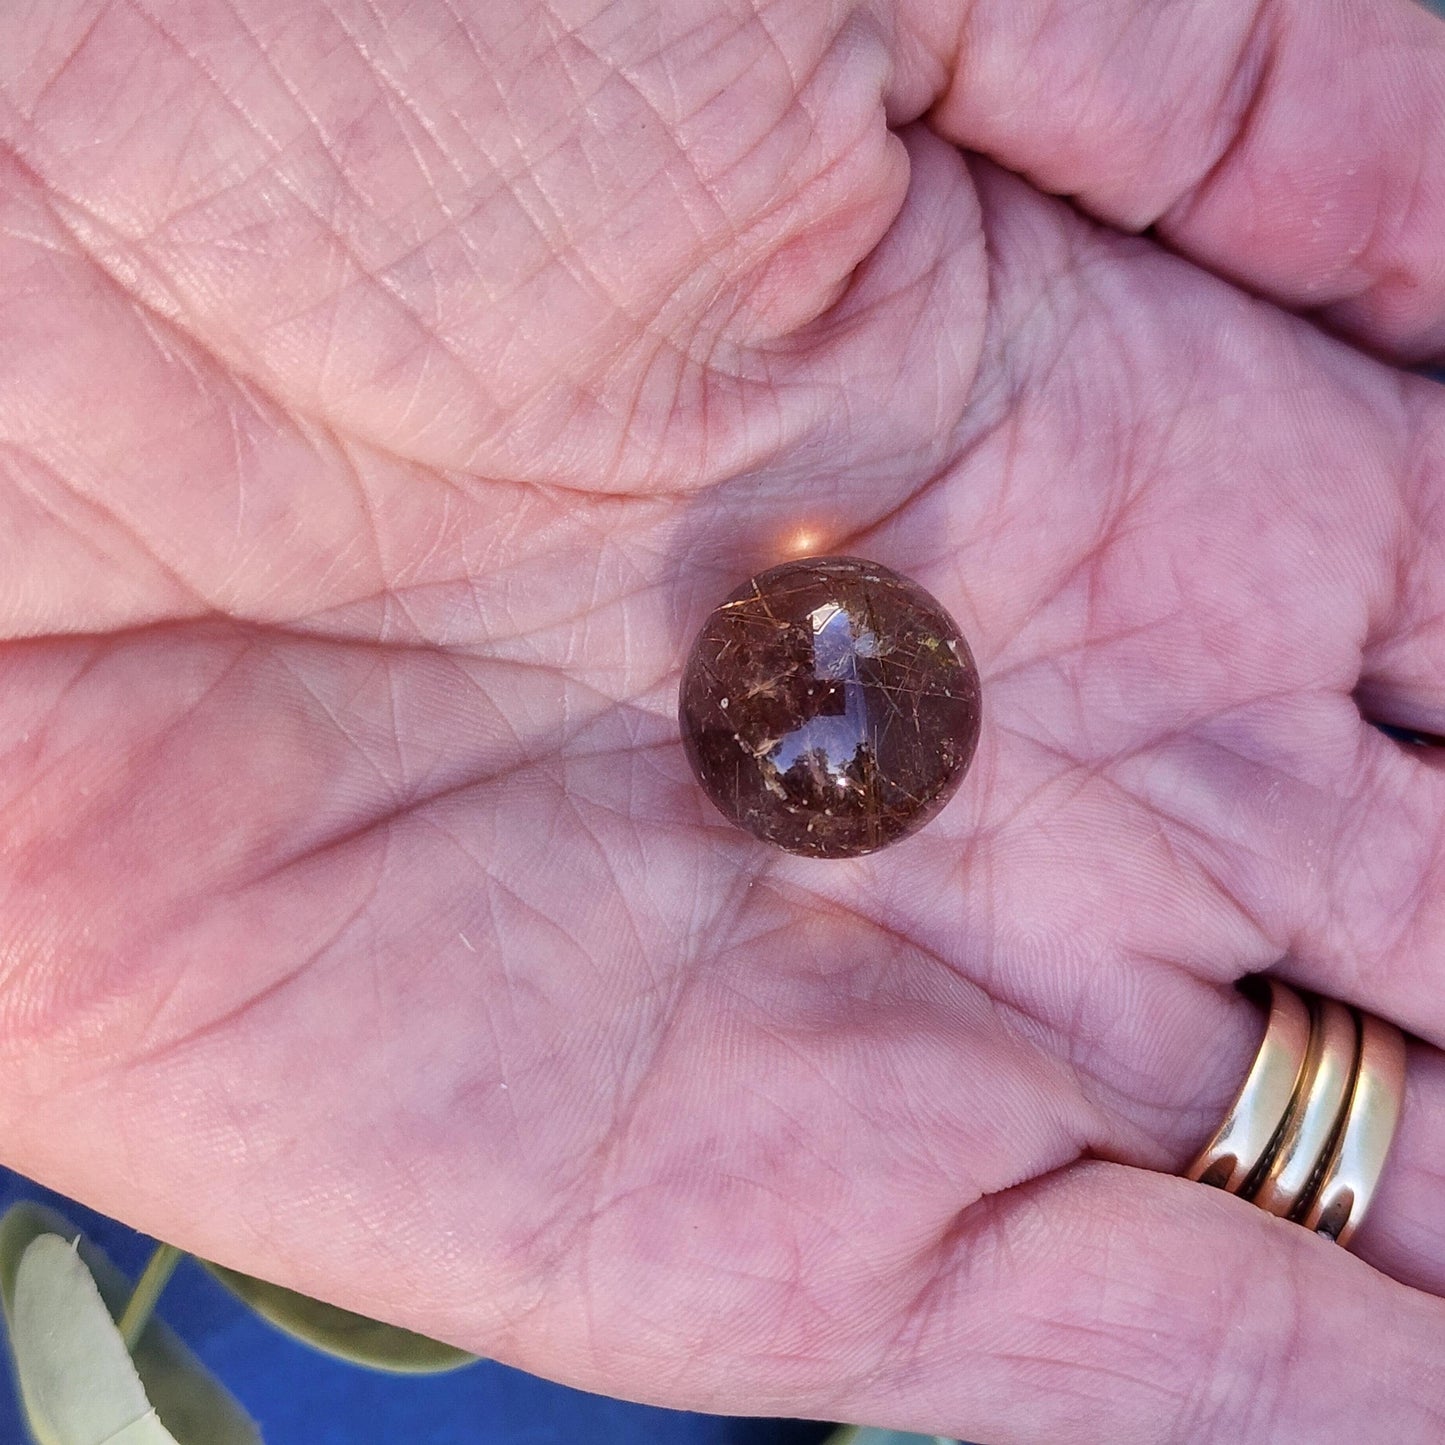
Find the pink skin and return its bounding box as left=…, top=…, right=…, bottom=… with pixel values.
left=2, top=0, right=1445, bottom=1439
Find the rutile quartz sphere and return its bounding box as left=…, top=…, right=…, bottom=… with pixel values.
left=679, top=556, right=982, bottom=857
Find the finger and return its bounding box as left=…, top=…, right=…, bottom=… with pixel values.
left=1357, top=377, right=1445, bottom=737
left=902, top=0, right=1445, bottom=361
left=1080, top=971, right=1445, bottom=1302
left=1052, top=702, right=1445, bottom=1285
left=1283, top=728, right=1445, bottom=1047
left=1154, top=727, right=1445, bottom=1299
left=854, top=1161, right=1445, bottom=1444
left=1094, top=720, right=1445, bottom=1296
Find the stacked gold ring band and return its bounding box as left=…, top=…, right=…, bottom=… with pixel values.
left=1186, top=978, right=1407, bottom=1246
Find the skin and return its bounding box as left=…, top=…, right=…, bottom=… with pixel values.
left=1, top=0, right=1444, bottom=1438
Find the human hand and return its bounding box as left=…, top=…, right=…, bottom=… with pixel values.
left=2, top=1, right=1444, bottom=1439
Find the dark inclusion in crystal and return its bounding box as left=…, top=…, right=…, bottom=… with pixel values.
left=679, top=556, right=982, bottom=857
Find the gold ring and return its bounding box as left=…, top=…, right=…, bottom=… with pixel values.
left=1250, top=995, right=1357, bottom=1218
left=1186, top=978, right=1310, bottom=1192
left=1297, top=1011, right=1407, bottom=1245
left=1185, top=978, right=1407, bottom=1249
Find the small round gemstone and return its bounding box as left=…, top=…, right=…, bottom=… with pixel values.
left=679, top=556, right=982, bottom=857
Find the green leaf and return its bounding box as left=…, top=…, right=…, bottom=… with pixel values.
left=201, top=1262, right=475, bottom=1374
left=9, top=1233, right=179, bottom=1445
left=0, top=1204, right=261, bottom=1445
left=824, top=1430, right=959, bottom=1445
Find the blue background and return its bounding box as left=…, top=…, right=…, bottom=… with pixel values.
left=0, top=1168, right=837, bottom=1445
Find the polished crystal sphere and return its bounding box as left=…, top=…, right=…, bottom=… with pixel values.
left=679, top=556, right=982, bottom=857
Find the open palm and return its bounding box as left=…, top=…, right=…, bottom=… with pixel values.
left=3, top=1, right=1445, bottom=1440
